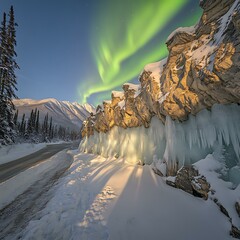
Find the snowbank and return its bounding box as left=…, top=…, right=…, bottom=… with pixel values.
left=194, top=154, right=240, bottom=229
left=18, top=152, right=231, bottom=240
left=0, top=143, right=47, bottom=165
left=0, top=150, right=70, bottom=210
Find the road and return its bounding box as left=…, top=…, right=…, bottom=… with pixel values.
left=0, top=142, right=77, bottom=183
left=0, top=145, right=76, bottom=239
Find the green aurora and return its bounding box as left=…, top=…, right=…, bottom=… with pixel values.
left=78, top=0, right=202, bottom=105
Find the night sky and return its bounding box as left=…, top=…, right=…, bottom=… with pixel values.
left=0, top=0, right=202, bottom=105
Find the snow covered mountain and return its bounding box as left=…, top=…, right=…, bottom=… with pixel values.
left=13, top=98, right=95, bottom=131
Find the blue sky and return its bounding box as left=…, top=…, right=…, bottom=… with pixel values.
left=0, top=0, right=202, bottom=105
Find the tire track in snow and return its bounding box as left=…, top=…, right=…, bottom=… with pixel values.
left=0, top=151, right=73, bottom=240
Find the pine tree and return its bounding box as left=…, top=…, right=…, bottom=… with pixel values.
left=0, top=13, right=9, bottom=145
left=26, top=109, right=34, bottom=136
left=36, top=110, right=39, bottom=134
left=0, top=6, right=18, bottom=145
left=42, top=113, right=49, bottom=141
left=32, top=108, right=37, bottom=131
left=22, top=120, right=26, bottom=135
left=49, top=117, right=52, bottom=139
left=53, top=125, right=58, bottom=139
left=20, top=113, right=25, bottom=135
left=0, top=12, right=7, bottom=96
left=13, top=109, right=18, bottom=125
left=6, top=6, right=18, bottom=100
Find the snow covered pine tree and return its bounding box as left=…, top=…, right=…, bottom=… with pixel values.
left=0, top=6, right=19, bottom=145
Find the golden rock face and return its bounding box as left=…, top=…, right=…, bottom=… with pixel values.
left=82, top=0, right=240, bottom=138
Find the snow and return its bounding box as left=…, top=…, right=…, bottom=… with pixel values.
left=158, top=92, right=169, bottom=104
left=194, top=154, right=240, bottom=228
left=190, top=0, right=239, bottom=70
left=0, top=143, right=46, bottom=165
left=144, top=57, right=167, bottom=82
left=123, top=83, right=141, bottom=98
left=143, top=57, right=168, bottom=101
left=18, top=152, right=232, bottom=240
left=80, top=103, right=240, bottom=176
left=166, top=26, right=196, bottom=43
left=117, top=100, right=125, bottom=109
left=213, top=0, right=239, bottom=46
left=229, top=166, right=240, bottom=186
left=0, top=150, right=70, bottom=210
left=123, top=83, right=140, bottom=91
left=112, top=91, right=124, bottom=98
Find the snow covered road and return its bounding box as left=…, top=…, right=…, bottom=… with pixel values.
left=0, top=150, right=73, bottom=239
left=14, top=151, right=233, bottom=240
left=0, top=143, right=72, bottom=183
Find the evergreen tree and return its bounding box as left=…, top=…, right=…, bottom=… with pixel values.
left=26, top=109, right=34, bottom=136
left=42, top=113, right=49, bottom=141
left=36, top=110, right=39, bottom=134
left=0, top=12, right=7, bottom=96
left=0, top=13, right=9, bottom=144
left=13, top=109, right=18, bottom=125
left=53, top=125, right=58, bottom=139
left=32, top=108, right=37, bottom=131
left=22, top=120, right=26, bottom=135
left=20, top=113, right=25, bottom=135
left=6, top=6, right=18, bottom=100
left=49, top=117, right=52, bottom=139
left=0, top=6, right=18, bottom=145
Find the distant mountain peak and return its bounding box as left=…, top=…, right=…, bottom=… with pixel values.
left=13, top=98, right=95, bottom=131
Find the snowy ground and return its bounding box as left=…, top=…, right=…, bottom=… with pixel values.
left=0, top=150, right=72, bottom=209
left=194, top=155, right=240, bottom=229
left=0, top=150, right=73, bottom=239
left=13, top=151, right=234, bottom=240
left=0, top=143, right=47, bottom=165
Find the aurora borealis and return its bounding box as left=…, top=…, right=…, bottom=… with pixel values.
left=79, top=0, right=202, bottom=104
left=0, top=0, right=202, bottom=104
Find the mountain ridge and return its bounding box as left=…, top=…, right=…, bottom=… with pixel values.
left=13, top=98, right=95, bottom=131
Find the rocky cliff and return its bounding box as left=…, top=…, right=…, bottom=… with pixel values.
left=81, top=0, right=240, bottom=138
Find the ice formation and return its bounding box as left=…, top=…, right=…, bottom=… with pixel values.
left=80, top=104, right=240, bottom=175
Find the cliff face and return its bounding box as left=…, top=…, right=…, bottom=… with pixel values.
left=82, top=0, right=240, bottom=138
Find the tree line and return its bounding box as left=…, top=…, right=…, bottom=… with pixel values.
left=13, top=108, right=80, bottom=143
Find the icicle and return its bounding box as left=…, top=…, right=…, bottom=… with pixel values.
left=79, top=104, right=240, bottom=172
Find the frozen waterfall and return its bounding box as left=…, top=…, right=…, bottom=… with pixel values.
left=80, top=104, right=240, bottom=175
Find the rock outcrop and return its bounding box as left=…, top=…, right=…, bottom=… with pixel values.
left=165, top=166, right=210, bottom=200
left=82, top=0, right=240, bottom=138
